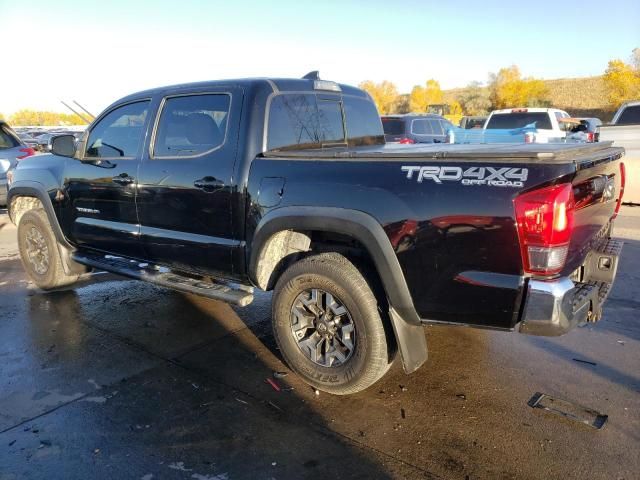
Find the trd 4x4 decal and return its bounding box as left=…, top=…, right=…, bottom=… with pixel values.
left=401, top=166, right=528, bottom=188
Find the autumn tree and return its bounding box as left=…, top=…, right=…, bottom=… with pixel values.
left=488, top=65, right=549, bottom=109
left=358, top=80, right=399, bottom=115
left=8, top=110, right=88, bottom=126
left=409, top=79, right=443, bottom=112
left=457, top=81, right=491, bottom=116
left=603, top=57, right=640, bottom=107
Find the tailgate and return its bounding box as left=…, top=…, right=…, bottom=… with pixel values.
left=563, top=146, right=625, bottom=276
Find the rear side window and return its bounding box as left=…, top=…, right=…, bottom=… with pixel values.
left=617, top=105, right=640, bottom=125
left=411, top=119, right=432, bottom=135
left=0, top=126, right=20, bottom=149
left=382, top=118, right=405, bottom=135
left=85, top=101, right=149, bottom=158
left=153, top=94, right=230, bottom=157
left=430, top=120, right=444, bottom=135
left=485, top=112, right=552, bottom=130
left=344, top=96, right=384, bottom=146
left=267, top=94, right=345, bottom=151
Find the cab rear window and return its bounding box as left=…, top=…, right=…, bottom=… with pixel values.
left=267, top=93, right=384, bottom=151
left=617, top=105, right=640, bottom=125
left=485, top=112, right=552, bottom=130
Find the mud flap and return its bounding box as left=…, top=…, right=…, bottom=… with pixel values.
left=389, top=307, right=428, bottom=374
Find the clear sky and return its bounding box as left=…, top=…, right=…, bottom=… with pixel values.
left=1, top=0, right=638, bottom=116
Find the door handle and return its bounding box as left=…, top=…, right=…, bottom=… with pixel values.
left=194, top=176, right=224, bottom=192
left=112, top=174, right=135, bottom=185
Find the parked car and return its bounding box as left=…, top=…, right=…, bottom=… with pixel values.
left=600, top=101, right=640, bottom=202
left=8, top=74, right=626, bottom=395
left=484, top=108, right=571, bottom=142
left=381, top=114, right=454, bottom=144
left=0, top=121, right=36, bottom=207
left=459, top=116, right=487, bottom=129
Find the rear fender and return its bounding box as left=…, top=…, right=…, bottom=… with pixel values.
left=249, top=206, right=427, bottom=373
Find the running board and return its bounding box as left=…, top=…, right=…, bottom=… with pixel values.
left=71, top=252, right=254, bottom=306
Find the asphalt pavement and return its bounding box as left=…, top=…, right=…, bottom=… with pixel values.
left=0, top=207, right=638, bottom=480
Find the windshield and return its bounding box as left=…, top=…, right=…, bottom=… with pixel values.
left=485, top=112, right=552, bottom=130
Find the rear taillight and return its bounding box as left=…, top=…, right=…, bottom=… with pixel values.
left=524, top=132, right=535, bottom=143
left=514, top=183, right=575, bottom=275
left=614, top=162, right=626, bottom=218
left=586, top=132, right=595, bottom=143
left=398, top=137, right=416, bottom=144
left=17, top=147, right=36, bottom=159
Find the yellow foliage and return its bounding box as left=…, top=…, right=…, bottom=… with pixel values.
left=409, top=79, right=443, bottom=112
left=489, top=65, right=549, bottom=108
left=8, top=110, right=88, bottom=126
left=358, top=80, right=399, bottom=115
left=448, top=100, right=463, bottom=116
left=603, top=59, right=640, bottom=107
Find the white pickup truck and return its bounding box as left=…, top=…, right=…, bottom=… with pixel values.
left=483, top=108, right=571, bottom=142
left=600, top=101, right=640, bottom=203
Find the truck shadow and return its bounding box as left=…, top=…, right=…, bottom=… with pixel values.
left=9, top=277, right=416, bottom=479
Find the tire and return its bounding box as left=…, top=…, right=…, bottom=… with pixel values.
left=17, top=208, right=79, bottom=290
left=272, top=252, right=394, bottom=395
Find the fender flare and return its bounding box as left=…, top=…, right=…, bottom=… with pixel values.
left=248, top=206, right=427, bottom=373
left=8, top=182, right=87, bottom=275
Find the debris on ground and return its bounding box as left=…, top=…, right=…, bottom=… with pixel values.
left=400, top=385, right=408, bottom=392
left=401, top=408, right=406, bottom=419
left=273, top=371, right=288, bottom=379
left=314, top=389, right=320, bottom=396
left=528, top=392, right=608, bottom=429
left=265, top=378, right=281, bottom=392
left=572, top=358, right=597, bottom=366
left=456, top=393, right=467, bottom=400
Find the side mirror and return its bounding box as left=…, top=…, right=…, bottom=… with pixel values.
left=50, top=134, right=77, bottom=158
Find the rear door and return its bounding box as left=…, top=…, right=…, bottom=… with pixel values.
left=136, top=88, right=242, bottom=276
left=63, top=100, right=151, bottom=258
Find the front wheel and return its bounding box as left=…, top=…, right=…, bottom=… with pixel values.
left=17, top=209, right=79, bottom=290
left=272, top=253, right=394, bottom=395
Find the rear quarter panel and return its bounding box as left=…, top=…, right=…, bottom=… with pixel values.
left=247, top=157, right=576, bottom=329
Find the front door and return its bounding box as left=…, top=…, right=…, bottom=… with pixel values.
left=136, top=90, right=242, bottom=276
left=63, top=100, right=151, bottom=259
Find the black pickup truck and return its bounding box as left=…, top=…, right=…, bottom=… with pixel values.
left=7, top=73, right=625, bottom=394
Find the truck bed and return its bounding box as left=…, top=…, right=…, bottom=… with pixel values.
left=265, top=141, right=623, bottom=164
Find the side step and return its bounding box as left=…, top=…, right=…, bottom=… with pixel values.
left=71, top=252, right=254, bottom=306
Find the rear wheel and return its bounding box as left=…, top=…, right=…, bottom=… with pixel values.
left=272, top=252, right=394, bottom=395
left=17, top=209, right=79, bottom=290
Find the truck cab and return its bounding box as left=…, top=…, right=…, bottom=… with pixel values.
left=484, top=107, right=571, bottom=142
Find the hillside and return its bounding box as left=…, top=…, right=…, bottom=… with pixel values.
left=444, top=75, right=616, bottom=121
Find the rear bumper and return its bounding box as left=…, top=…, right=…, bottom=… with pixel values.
left=518, top=238, right=623, bottom=336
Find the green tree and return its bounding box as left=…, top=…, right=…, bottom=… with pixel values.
left=489, top=65, right=549, bottom=109
left=457, top=81, right=492, bottom=116
left=603, top=58, right=640, bottom=107
left=359, top=80, right=399, bottom=115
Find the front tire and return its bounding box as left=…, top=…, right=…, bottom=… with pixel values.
left=272, top=253, right=394, bottom=395
left=17, top=209, right=79, bottom=290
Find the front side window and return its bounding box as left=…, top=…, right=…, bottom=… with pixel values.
left=85, top=101, right=149, bottom=158
left=267, top=94, right=345, bottom=151
left=411, top=119, right=432, bottom=135
left=153, top=94, right=230, bottom=157
left=430, top=119, right=444, bottom=135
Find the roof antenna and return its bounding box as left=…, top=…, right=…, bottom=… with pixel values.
left=302, top=71, right=320, bottom=80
